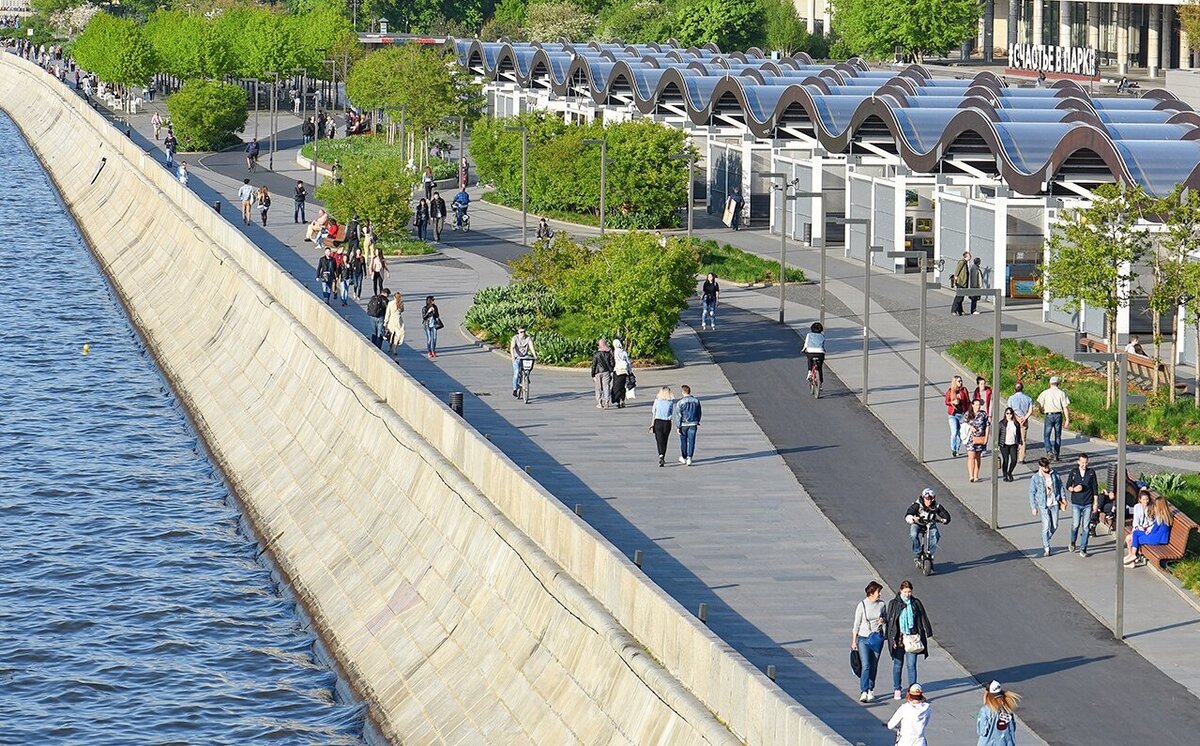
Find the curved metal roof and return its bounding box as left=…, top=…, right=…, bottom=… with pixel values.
left=454, top=39, right=1200, bottom=196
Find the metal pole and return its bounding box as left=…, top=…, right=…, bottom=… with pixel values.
left=599, top=141, right=607, bottom=235
left=863, top=225, right=873, bottom=406
left=312, top=97, right=319, bottom=191
left=399, top=107, right=407, bottom=165
left=521, top=129, right=528, bottom=244
left=686, top=158, right=694, bottom=244
left=269, top=73, right=278, bottom=170
left=253, top=79, right=259, bottom=139
left=779, top=187, right=787, bottom=324
left=820, top=230, right=827, bottom=325
left=991, top=294, right=1002, bottom=530
left=458, top=116, right=465, bottom=175
left=919, top=256, right=927, bottom=463
left=1116, top=352, right=1128, bottom=639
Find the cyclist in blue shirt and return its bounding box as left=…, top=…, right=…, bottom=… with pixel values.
left=452, top=189, right=470, bottom=229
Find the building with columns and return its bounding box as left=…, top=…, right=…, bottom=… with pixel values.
left=793, top=1, right=1193, bottom=77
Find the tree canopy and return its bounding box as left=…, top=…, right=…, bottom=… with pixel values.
left=831, top=0, right=980, bottom=59
left=73, top=13, right=158, bottom=87
left=345, top=44, right=483, bottom=131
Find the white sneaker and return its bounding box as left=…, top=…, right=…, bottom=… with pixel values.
left=678, top=456, right=687, bottom=464
left=893, top=689, right=902, bottom=700
left=859, top=692, right=867, bottom=703
left=865, top=691, right=876, bottom=703
left=685, top=457, right=692, bottom=466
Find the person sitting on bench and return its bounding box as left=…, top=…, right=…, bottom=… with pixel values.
left=1124, top=493, right=1173, bottom=566
left=1124, top=335, right=1147, bottom=356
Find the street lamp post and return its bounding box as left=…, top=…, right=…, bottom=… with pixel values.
left=759, top=172, right=795, bottom=324
left=506, top=125, right=528, bottom=245
left=889, top=251, right=933, bottom=462
left=266, top=71, right=279, bottom=170
left=584, top=138, right=607, bottom=235
left=252, top=78, right=259, bottom=140
left=670, top=151, right=698, bottom=245
left=794, top=190, right=825, bottom=323
left=1075, top=348, right=1138, bottom=639
left=833, top=216, right=880, bottom=404
left=956, top=287, right=1017, bottom=529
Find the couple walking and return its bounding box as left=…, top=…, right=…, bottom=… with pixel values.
left=648, top=385, right=702, bottom=467
left=591, top=338, right=634, bottom=408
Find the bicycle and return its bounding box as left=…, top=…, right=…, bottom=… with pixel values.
left=807, top=357, right=822, bottom=399
left=516, top=356, right=534, bottom=404
left=453, top=205, right=471, bottom=232
left=912, top=520, right=936, bottom=576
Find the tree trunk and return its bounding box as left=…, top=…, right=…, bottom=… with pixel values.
left=1195, top=313, right=1200, bottom=408
left=1170, top=305, right=1178, bottom=403
left=1152, top=311, right=1161, bottom=396
left=1106, top=315, right=1116, bottom=409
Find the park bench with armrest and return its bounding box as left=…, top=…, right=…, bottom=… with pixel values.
left=1121, top=470, right=1199, bottom=571
left=1076, top=335, right=1187, bottom=394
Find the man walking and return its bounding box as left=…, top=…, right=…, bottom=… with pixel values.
left=968, top=257, right=985, bottom=314
left=237, top=178, right=255, bottom=226
left=1036, top=376, right=1070, bottom=460
left=676, top=385, right=702, bottom=465
left=1008, top=382, right=1034, bottom=463
left=1029, top=457, right=1067, bottom=556
left=726, top=187, right=744, bottom=230
left=430, top=191, right=447, bottom=241
left=1065, top=453, right=1099, bottom=557
left=293, top=180, right=307, bottom=224
left=950, top=251, right=970, bottom=316
left=316, top=247, right=336, bottom=304
left=163, top=129, right=177, bottom=168
left=366, top=287, right=389, bottom=348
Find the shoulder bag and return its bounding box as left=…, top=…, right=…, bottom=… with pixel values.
left=902, top=633, right=925, bottom=654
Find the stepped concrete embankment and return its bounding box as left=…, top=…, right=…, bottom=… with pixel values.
left=0, top=55, right=846, bottom=745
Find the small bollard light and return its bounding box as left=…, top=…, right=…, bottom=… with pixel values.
left=449, top=391, right=464, bottom=416
left=766, top=665, right=777, bottom=681
left=574, top=504, right=582, bottom=516
left=524, top=465, right=531, bottom=473
left=212, top=201, right=221, bottom=214
left=698, top=602, right=708, bottom=624
left=633, top=549, right=643, bottom=568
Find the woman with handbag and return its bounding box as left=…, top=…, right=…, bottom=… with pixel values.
left=421, top=296, right=442, bottom=359
left=611, top=338, right=633, bottom=408
left=384, top=290, right=405, bottom=358
left=850, top=581, right=886, bottom=703
left=966, top=397, right=990, bottom=482
left=884, top=580, right=933, bottom=701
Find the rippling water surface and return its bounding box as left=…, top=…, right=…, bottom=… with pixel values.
left=0, top=113, right=365, bottom=744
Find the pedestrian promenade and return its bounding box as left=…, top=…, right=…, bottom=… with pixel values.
left=111, top=97, right=1199, bottom=743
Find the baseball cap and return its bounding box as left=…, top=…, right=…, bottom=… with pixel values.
left=921, top=488, right=936, bottom=498
left=1049, top=376, right=1060, bottom=384
left=988, top=680, right=1003, bottom=695
left=908, top=683, right=923, bottom=695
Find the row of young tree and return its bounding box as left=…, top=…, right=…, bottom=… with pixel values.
left=1045, top=184, right=1200, bottom=407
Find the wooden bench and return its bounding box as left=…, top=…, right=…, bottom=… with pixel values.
left=1121, top=473, right=1200, bottom=571
left=1076, top=335, right=1186, bottom=394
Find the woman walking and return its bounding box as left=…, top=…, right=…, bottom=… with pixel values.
left=255, top=185, right=271, bottom=226
left=415, top=198, right=430, bottom=241
left=421, top=295, right=441, bottom=359
left=337, top=249, right=352, bottom=306
left=945, top=375, right=971, bottom=457
left=422, top=165, right=435, bottom=200
left=851, top=581, right=886, bottom=703
left=611, top=338, right=632, bottom=408
left=976, top=680, right=1020, bottom=745
left=884, top=580, right=933, bottom=700
left=591, top=339, right=615, bottom=409
left=1125, top=492, right=1173, bottom=566
left=966, top=397, right=990, bottom=482
left=886, top=684, right=931, bottom=746
left=349, top=248, right=366, bottom=299
left=384, top=290, right=405, bottom=358
left=649, top=387, right=675, bottom=467
left=177, top=161, right=189, bottom=187
left=997, top=406, right=1022, bottom=481
left=370, top=250, right=389, bottom=296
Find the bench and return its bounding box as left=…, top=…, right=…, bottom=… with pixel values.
left=1076, top=335, right=1187, bottom=394
left=1122, top=472, right=1200, bottom=571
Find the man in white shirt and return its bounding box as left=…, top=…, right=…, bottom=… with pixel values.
left=237, top=178, right=255, bottom=226
left=1035, top=376, right=1070, bottom=461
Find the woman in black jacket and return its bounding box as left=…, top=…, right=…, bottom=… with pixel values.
left=591, top=339, right=615, bottom=409
left=883, top=580, right=933, bottom=701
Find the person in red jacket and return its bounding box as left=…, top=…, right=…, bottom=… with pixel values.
left=945, top=375, right=972, bottom=458
left=973, top=375, right=993, bottom=413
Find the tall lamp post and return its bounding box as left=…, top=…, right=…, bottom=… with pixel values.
left=1074, top=347, right=1140, bottom=639
left=833, top=215, right=881, bottom=404
left=759, top=171, right=797, bottom=324
left=955, top=287, right=1017, bottom=529
left=583, top=138, right=607, bottom=235
left=794, top=190, right=826, bottom=323
left=670, top=150, right=698, bottom=245
left=888, top=250, right=933, bottom=462
left=265, top=71, right=279, bottom=170
left=506, top=125, right=528, bottom=245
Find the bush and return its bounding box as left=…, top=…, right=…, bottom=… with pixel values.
left=316, top=157, right=416, bottom=241
left=471, top=112, right=690, bottom=229
left=165, top=80, right=248, bottom=151
left=695, top=238, right=806, bottom=284
left=947, top=338, right=1200, bottom=445
left=300, top=135, right=457, bottom=181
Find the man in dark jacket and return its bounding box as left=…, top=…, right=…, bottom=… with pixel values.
left=675, top=385, right=702, bottom=465
left=366, top=288, right=390, bottom=348
left=430, top=192, right=448, bottom=240
left=950, top=251, right=970, bottom=316
left=316, top=247, right=336, bottom=304
left=1065, top=453, right=1100, bottom=557
left=346, top=214, right=361, bottom=253
left=905, top=488, right=951, bottom=559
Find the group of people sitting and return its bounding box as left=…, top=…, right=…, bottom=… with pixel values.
left=1123, top=487, right=1176, bottom=567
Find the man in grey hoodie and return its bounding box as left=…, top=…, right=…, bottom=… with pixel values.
left=676, top=385, right=702, bottom=465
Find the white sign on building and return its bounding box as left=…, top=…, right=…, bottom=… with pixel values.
left=1008, top=44, right=1098, bottom=78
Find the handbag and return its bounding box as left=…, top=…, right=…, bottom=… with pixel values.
left=902, top=633, right=925, bottom=654
left=972, top=433, right=988, bottom=446
left=434, top=317, right=444, bottom=330
left=850, top=648, right=862, bottom=678
left=626, top=372, right=637, bottom=390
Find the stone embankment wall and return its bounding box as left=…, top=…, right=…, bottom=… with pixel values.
left=0, top=55, right=846, bottom=746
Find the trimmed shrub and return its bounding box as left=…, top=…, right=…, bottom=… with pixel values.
left=165, top=80, right=248, bottom=151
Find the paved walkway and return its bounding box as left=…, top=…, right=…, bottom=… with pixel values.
left=100, top=93, right=1200, bottom=744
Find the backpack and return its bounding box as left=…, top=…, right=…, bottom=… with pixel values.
left=367, top=294, right=387, bottom=318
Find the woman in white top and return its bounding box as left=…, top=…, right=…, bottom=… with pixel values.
left=611, top=338, right=633, bottom=409
left=851, top=581, right=887, bottom=702
left=887, top=683, right=931, bottom=746
left=803, top=322, right=827, bottom=384
left=384, top=290, right=405, bottom=358
left=998, top=407, right=1022, bottom=482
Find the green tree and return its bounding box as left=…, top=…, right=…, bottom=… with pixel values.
left=676, top=0, right=766, bottom=51
left=559, top=232, right=699, bottom=358
left=1148, top=187, right=1200, bottom=400
left=1179, top=260, right=1200, bottom=407
left=73, top=12, right=158, bottom=88
left=597, top=0, right=677, bottom=43
left=316, top=158, right=417, bottom=239
left=759, top=0, right=810, bottom=55
left=831, top=0, right=979, bottom=60
left=144, top=9, right=235, bottom=80
left=524, top=1, right=597, bottom=41
left=166, top=80, right=249, bottom=151
left=294, top=4, right=357, bottom=75
left=346, top=44, right=482, bottom=136
left=1044, top=184, right=1152, bottom=408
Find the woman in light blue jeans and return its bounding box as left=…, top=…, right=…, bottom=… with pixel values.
left=421, top=296, right=440, bottom=359
left=851, top=581, right=886, bottom=702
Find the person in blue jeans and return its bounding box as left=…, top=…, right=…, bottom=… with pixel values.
left=675, top=385, right=702, bottom=466
left=1028, top=457, right=1067, bottom=557
left=1064, top=452, right=1099, bottom=557
left=1036, top=376, right=1070, bottom=461
left=883, top=581, right=933, bottom=700
left=851, top=581, right=886, bottom=703
left=905, top=488, right=951, bottom=559
left=944, top=376, right=971, bottom=458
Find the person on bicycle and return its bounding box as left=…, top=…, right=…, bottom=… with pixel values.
left=803, top=321, right=826, bottom=385
left=509, top=326, right=536, bottom=397
left=905, top=488, right=951, bottom=560
left=245, top=137, right=260, bottom=171
left=452, top=188, right=470, bottom=229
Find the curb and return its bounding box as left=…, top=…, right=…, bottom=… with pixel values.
left=458, top=323, right=682, bottom=372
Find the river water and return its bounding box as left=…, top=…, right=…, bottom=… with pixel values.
left=0, top=112, right=366, bottom=743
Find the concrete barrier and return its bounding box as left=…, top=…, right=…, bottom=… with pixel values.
left=0, top=54, right=848, bottom=746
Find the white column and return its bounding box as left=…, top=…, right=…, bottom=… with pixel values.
left=1117, top=4, right=1129, bottom=74
left=1183, top=27, right=1192, bottom=70
left=805, top=0, right=817, bottom=34
left=1087, top=2, right=1100, bottom=50
left=1149, top=5, right=1160, bottom=76
left=1032, top=1, right=1045, bottom=45
left=1163, top=5, right=1173, bottom=71
left=1059, top=0, right=1072, bottom=46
